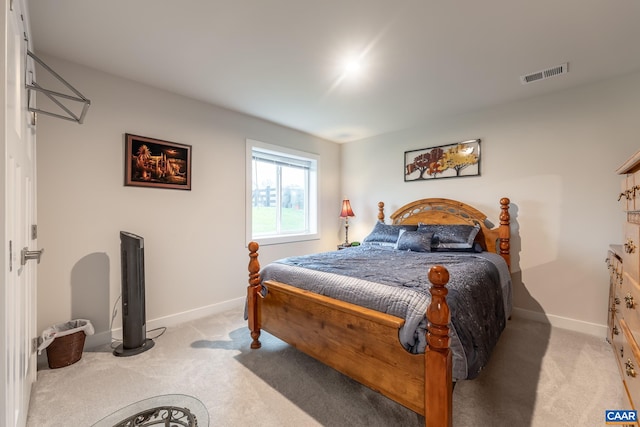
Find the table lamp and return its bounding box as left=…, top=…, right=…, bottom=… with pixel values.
left=340, top=199, right=355, bottom=246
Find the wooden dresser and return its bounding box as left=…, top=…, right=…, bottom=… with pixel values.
left=610, top=150, right=640, bottom=417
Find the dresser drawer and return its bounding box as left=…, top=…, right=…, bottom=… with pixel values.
left=622, top=174, right=635, bottom=211
left=623, top=223, right=640, bottom=280
left=620, top=319, right=640, bottom=409
left=621, top=273, right=640, bottom=339
left=613, top=315, right=625, bottom=375
left=633, top=170, right=640, bottom=211
left=610, top=250, right=624, bottom=295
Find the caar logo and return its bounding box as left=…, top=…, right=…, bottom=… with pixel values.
left=606, top=410, right=638, bottom=424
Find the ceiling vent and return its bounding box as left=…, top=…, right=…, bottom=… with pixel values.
left=520, top=62, right=568, bottom=85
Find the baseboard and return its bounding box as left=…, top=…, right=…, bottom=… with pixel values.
left=87, top=296, right=246, bottom=349
left=511, top=307, right=607, bottom=338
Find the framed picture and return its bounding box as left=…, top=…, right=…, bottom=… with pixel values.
left=125, top=134, right=192, bottom=190
left=404, top=139, right=480, bottom=182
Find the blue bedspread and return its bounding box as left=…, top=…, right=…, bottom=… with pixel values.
left=259, top=245, right=511, bottom=380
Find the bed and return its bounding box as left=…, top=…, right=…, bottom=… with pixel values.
left=246, top=197, right=511, bottom=427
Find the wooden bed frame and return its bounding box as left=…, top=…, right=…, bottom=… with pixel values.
left=246, top=197, right=511, bottom=427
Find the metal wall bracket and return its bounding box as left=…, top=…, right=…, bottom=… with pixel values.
left=26, top=50, right=91, bottom=124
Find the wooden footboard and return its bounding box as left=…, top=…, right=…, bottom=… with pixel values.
left=247, top=242, right=452, bottom=427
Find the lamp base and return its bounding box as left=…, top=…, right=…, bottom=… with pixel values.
left=343, top=220, right=350, bottom=247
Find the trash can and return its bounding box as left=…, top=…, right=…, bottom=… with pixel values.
left=38, top=319, right=94, bottom=369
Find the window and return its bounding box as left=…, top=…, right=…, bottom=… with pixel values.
left=246, top=139, right=319, bottom=245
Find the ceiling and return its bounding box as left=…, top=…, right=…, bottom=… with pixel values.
left=25, top=0, right=640, bottom=143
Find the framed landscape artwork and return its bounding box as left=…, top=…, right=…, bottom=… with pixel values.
left=404, top=139, right=481, bottom=182
left=125, top=133, right=192, bottom=190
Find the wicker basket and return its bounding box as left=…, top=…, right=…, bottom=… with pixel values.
left=46, top=330, right=86, bottom=369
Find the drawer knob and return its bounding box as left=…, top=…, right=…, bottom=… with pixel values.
left=626, top=359, right=637, bottom=378
left=616, top=297, right=621, bottom=305
left=614, top=325, right=620, bottom=335
left=626, top=293, right=636, bottom=309
left=625, top=239, right=636, bottom=254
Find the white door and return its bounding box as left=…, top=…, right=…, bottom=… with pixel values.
left=2, top=0, right=38, bottom=426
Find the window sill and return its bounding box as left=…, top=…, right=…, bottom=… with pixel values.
left=250, top=233, right=320, bottom=246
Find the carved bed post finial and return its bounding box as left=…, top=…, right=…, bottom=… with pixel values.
left=247, top=241, right=262, bottom=349
left=499, top=198, right=511, bottom=270
left=378, top=201, right=385, bottom=223
left=425, top=265, right=453, bottom=427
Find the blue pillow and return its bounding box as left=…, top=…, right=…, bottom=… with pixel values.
left=417, top=223, right=480, bottom=249
left=362, top=222, right=418, bottom=246
left=432, top=242, right=483, bottom=253
left=395, top=230, right=433, bottom=252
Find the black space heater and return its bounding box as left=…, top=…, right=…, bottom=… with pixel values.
left=114, top=231, right=155, bottom=357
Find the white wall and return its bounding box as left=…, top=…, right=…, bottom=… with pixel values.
left=35, top=55, right=341, bottom=344
left=342, top=71, right=640, bottom=333
left=35, top=53, right=640, bottom=343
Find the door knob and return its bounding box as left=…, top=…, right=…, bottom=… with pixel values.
left=21, top=247, right=44, bottom=265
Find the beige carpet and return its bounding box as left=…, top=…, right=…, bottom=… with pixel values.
left=27, top=306, right=625, bottom=426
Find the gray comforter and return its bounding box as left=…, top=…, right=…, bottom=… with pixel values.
left=259, top=245, right=511, bottom=380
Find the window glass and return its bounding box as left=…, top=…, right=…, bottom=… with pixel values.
left=246, top=140, right=319, bottom=245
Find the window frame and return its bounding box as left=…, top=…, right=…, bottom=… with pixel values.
left=246, top=139, right=320, bottom=246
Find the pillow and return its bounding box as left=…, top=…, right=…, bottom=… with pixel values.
left=396, top=231, right=433, bottom=252
left=362, top=222, right=418, bottom=246
left=417, top=223, right=481, bottom=249
left=431, top=242, right=483, bottom=253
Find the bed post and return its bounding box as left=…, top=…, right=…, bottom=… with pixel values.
left=425, top=265, right=453, bottom=427
left=378, top=201, right=385, bottom=222
left=499, top=197, right=511, bottom=270
left=247, top=241, right=262, bottom=349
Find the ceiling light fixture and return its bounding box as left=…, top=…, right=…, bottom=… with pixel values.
left=343, top=57, right=363, bottom=77
left=325, top=52, right=366, bottom=94
left=324, top=34, right=383, bottom=97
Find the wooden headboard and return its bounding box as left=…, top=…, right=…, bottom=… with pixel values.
left=377, top=197, right=511, bottom=270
